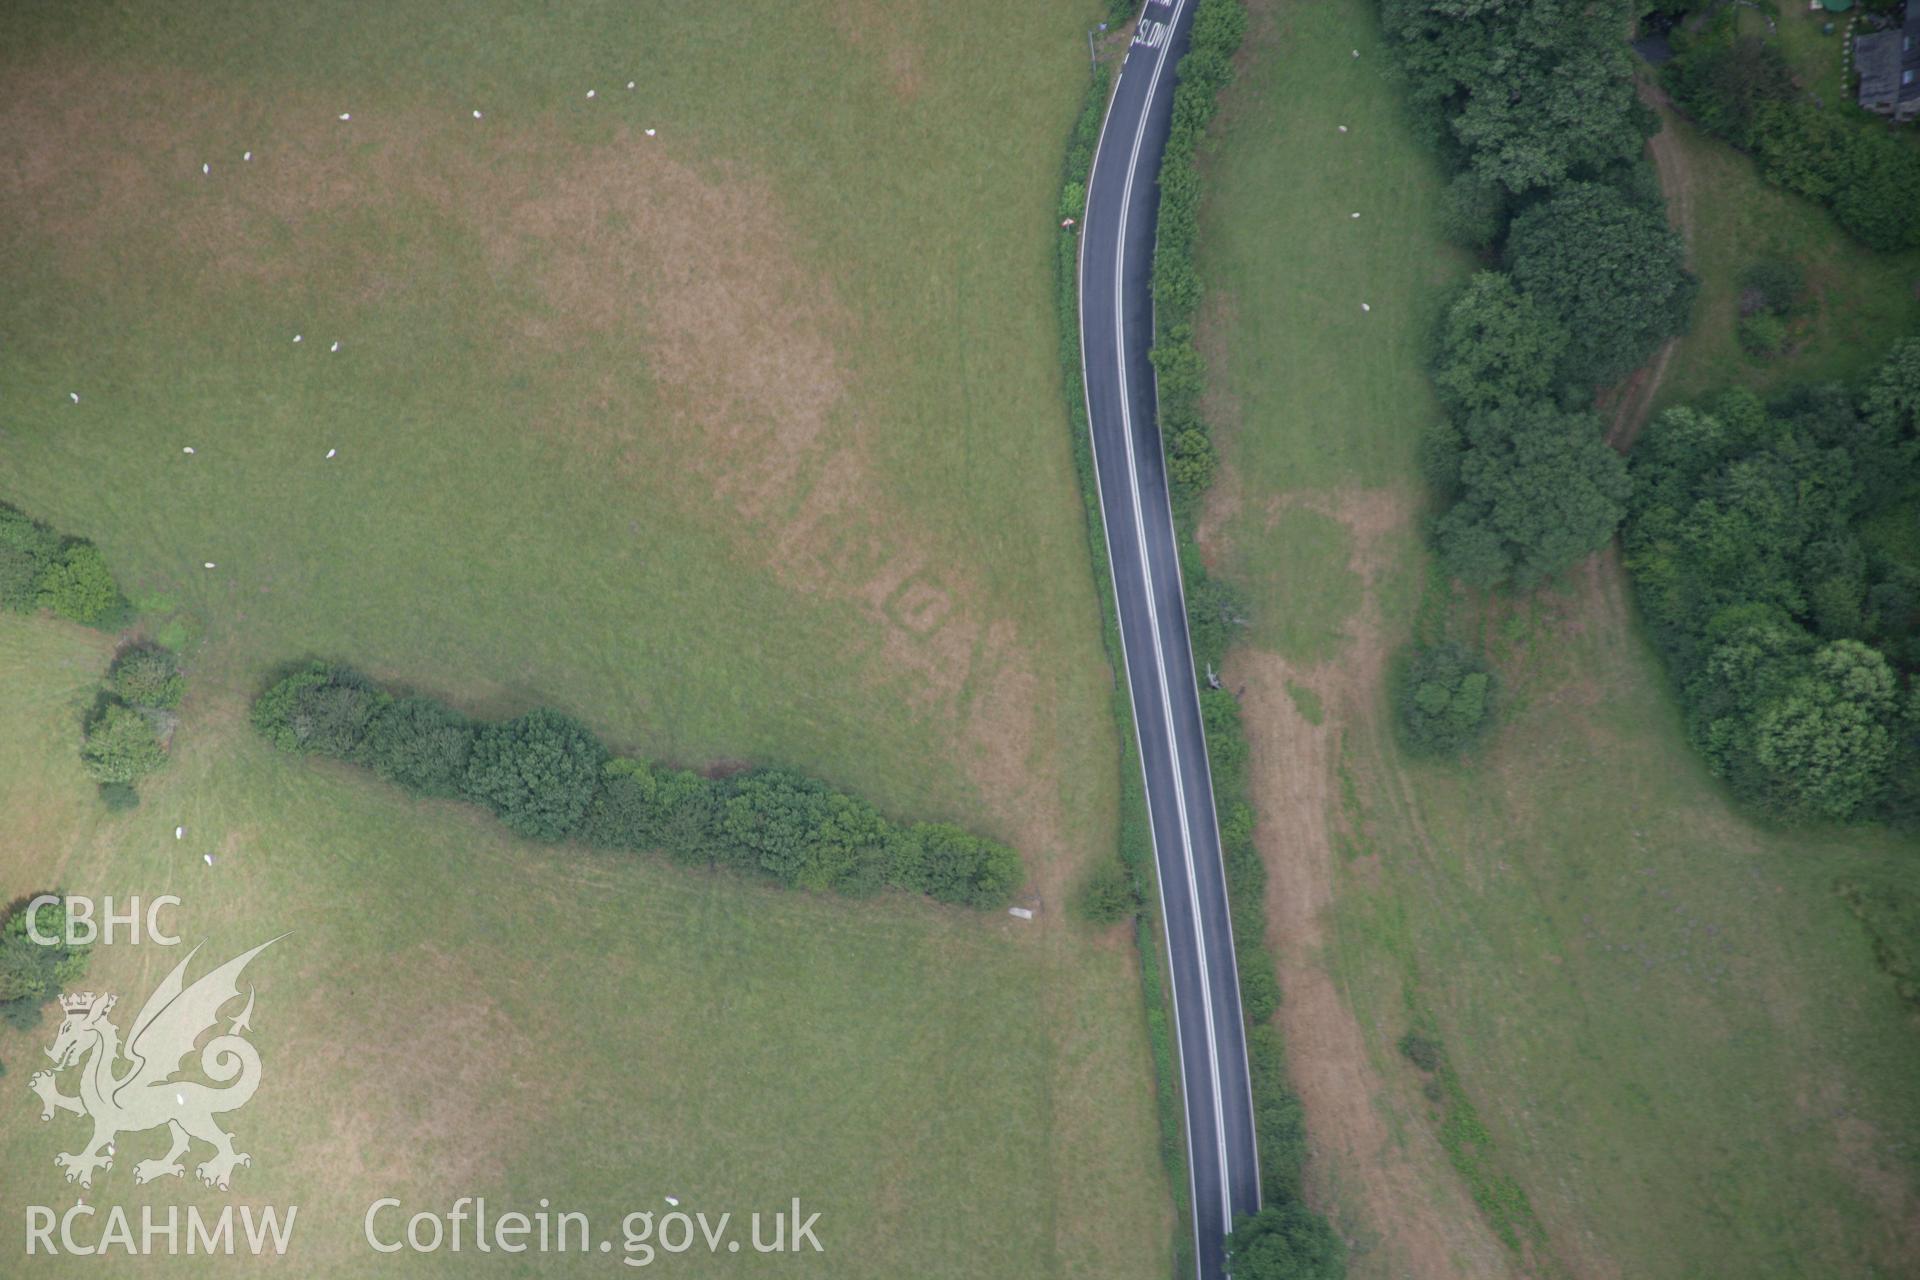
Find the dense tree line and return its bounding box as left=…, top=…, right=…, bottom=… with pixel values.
left=1150, top=0, right=1248, bottom=505
left=250, top=661, right=1024, bottom=908
left=1624, top=340, right=1920, bottom=821
left=0, top=501, right=128, bottom=629
left=1381, top=0, right=1652, bottom=197
left=1379, top=0, right=1695, bottom=591
left=1664, top=34, right=1920, bottom=253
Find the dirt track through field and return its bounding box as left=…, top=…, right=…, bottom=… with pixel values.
left=1601, top=77, right=1696, bottom=451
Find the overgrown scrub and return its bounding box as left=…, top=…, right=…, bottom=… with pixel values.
left=1073, top=861, right=1143, bottom=924
left=1623, top=340, right=1920, bottom=822
left=1226, top=1201, right=1346, bottom=1280
left=1734, top=258, right=1810, bottom=362
left=250, top=661, right=1023, bottom=908
left=1664, top=32, right=1920, bottom=253
left=80, top=702, right=166, bottom=787
left=465, top=708, right=605, bottom=840
left=1394, top=1027, right=1543, bottom=1252
left=0, top=501, right=129, bottom=629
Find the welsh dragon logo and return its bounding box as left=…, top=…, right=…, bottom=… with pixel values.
left=27, top=937, right=281, bottom=1191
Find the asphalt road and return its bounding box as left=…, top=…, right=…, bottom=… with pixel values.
left=1076, top=4, right=1262, bottom=1277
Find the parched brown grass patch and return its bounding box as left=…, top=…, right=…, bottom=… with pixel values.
left=0, top=53, right=1058, bottom=889
left=1222, top=478, right=1522, bottom=1280
left=827, top=4, right=927, bottom=102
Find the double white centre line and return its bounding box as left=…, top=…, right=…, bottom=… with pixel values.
left=1104, top=0, right=1235, bottom=1243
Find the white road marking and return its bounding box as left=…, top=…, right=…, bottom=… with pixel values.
left=1077, top=35, right=1212, bottom=1272
left=1107, top=3, right=1233, bottom=1238
left=1082, top=1, right=1260, bottom=1260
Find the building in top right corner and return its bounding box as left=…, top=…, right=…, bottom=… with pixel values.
left=1856, top=5, right=1920, bottom=121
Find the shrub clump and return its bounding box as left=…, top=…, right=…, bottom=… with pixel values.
left=250, top=660, right=389, bottom=757
left=1072, top=862, right=1143, bottom=925
left=0, top=503, right=129, bottom=628
left=109, top=644, right=185, bottom=709
left=463, top=708, right=607, bottom=841
left=1393, top=643, right=1498, bottom=755
left=80, top=702, right=166, bottom=786
left=358, top=697, right=476, bottom=797
left=0, top=897, right=91, bottom=1032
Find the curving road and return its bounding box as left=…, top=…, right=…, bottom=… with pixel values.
left=1076, top=3, right=1261, bottom=1277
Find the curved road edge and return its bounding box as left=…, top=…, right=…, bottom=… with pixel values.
left=1074, top=4, right=1261, bottom=1278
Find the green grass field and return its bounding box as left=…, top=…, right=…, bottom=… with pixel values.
left=0, top=2, right=1173, bottom=1275
left=1193, top=1, right=1920, bottom=1276
left=1649, top=99, right=1920, bottom=408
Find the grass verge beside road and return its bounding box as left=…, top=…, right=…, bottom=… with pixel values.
left=1192, top=0, right=1920, bottom=1276
left=0, top=1, right=1174, bottom=1275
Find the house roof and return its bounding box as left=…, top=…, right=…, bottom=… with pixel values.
left=1856, top=9, right=1920, bottom=109
left=1903, top=5, right=1920, bottom=101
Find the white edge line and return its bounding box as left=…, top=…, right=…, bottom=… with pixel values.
left=1075, top=13, right=1209, bottom=1277
left=1078, top=0, right=1259, bottom=1268
left=1107, top=0, right=1234, bottom=1240
left=1137, top=8, right=1267, bottom=1224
